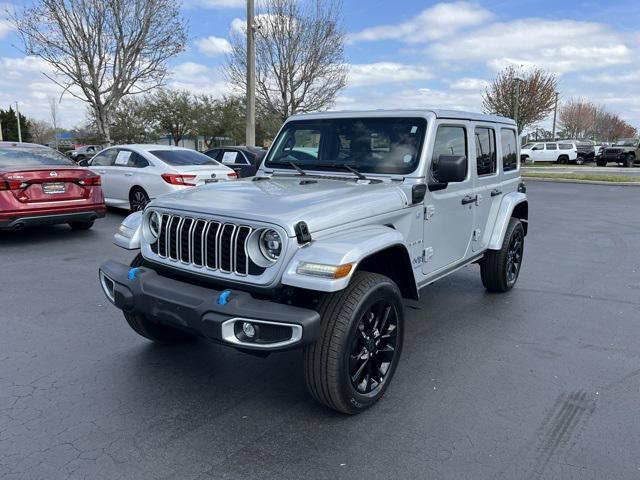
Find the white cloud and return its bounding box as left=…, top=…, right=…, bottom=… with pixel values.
left=348, top=1, right=493, bottom=43
left=449, top=77, right=489, bottom=91
left=430, top=19, right=634, bottom=74
left=0, top=19, right=12, bottom=39
left=195, top=36, right=232, bottom=56
left=189, top=0, right=244, bottom=9
left=348, top=63, right=433, bottom=87
left=168, top=61, right=231, bottom=96
left=582, top=70, right=640, bottom=85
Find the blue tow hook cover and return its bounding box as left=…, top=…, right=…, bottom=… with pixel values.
left=218, top=290, right=231, bottom=305
left=128, top=267, right=141, bottom=281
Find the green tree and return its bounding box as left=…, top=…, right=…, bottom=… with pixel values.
left=0, top=107, right=32, bottom=142
left=110, top=97, right=158, bottom=145
left=146, top=89, right=197, bottom=146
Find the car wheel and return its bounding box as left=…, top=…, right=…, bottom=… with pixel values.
left=596, top=159, right=607, bottom=167
left=69, top=221, right=94, bottom=230
left=480, top=218, right=525, bottom=293
left=556, top=155, right=569, bottom=164
left=576, top=156, right=584, bottom=165
left=123, top=254, right=196, bottom=343
left=303, top=272, right=404, bottom=414
left=624, top=154, right=635, bottom=168
left=129, top=188, right=149, bottom=212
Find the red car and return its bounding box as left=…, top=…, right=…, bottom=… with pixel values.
left=0, top=142, right=106, bottom=230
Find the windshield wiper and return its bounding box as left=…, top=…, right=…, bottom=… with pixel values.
left=313, top=163, right=368, bottom=180
left=267, top=160, right=307, bottom=175
left=288, top=161, right=307, bottom=176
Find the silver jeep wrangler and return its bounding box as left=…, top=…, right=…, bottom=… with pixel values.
left=99, top=109, right=528, bottom=414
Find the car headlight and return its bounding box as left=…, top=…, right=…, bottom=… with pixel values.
left=259, top=229, right=282, bottom=262
left=148, top=211, right=161, bottom=240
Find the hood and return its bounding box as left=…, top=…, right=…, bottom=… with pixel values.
left=149, top=175, right=408, bottom=236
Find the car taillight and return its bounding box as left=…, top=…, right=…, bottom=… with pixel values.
left=227, top=172, right=238, bottom=178
left=161, top=173, right=197, bottom=186
left=0, top=179, right=27, bottom=190
left=78, top=175, right=101, bottom=186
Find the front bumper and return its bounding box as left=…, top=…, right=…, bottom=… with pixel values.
left=0, top=207, right=106, bottom=230
left=98, top=260, right=321, bottom=352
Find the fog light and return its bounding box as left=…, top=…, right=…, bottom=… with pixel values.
left=242, top=322, right=256, bottom=339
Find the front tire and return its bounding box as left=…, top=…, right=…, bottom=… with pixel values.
left=624, top=154, right=635, bottom=168
left=596, top=159, right=607, bottom=167
left=123, top=254, right=196, bottom=343
left=304, top=272, right=404, bottom=414
left=480, top=218, right=525, bottom=292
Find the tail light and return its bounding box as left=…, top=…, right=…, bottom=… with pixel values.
left=0, top=179, right=27, bottom=190
left=227, top=171, right=238, bottom=179
left=78, top=175, right=101, bottom=186
left=161, top=173, right=197, bottom=186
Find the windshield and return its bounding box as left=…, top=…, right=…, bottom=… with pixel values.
left=0, top=146, right=76, bottom=167
left=614, top=139, right=637, bottom=147
left=264, top=117, right=427, bottom=175
left=522, top=143, right=534, bottom=149
left=150, top=149, right=220, bottom=166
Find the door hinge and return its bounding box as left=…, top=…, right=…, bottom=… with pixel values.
left=424, top=205, right=435, bottom=220
left=472, top=229, right=481, bottom=242
left=422, top=247, right=434, bottom=263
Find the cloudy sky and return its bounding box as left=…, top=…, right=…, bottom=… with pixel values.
left=1, top=0, right=639, bottom=130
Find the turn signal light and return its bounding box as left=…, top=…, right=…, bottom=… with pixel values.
left=227, top=172, right=238, bottom=178
left=161, top=173, right=197, bottom=186
left=296, top=262, right=353, bottom=279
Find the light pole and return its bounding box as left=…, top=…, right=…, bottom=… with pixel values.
left=15, top=102, right=22, bottom=143
left=0, top=119, right=3, bottom=142
left=514, top=76, right=524, bottom=132
left=245, top=0, right=256, bottom=147
left=552, top=92, right=559, bottom=140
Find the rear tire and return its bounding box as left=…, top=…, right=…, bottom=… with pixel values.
left=481, top=218, right=525, bottom=293
left=129, top=187, right=149, bottom=212
left=596, top=159, right=607, bottom=167
left=556, top=155, right=569, bottom=164
left=624, top=154, right=635, bottom=168
left=69, top=221, right=94, bottom=230
left=303, top=272, right=404, bottom=414
left=123, top=254, right=196, bottom=343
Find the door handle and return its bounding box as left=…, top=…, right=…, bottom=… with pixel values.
left=124, top=172, right=133, bottom=177
left=461, top=195, right=477, bottom=205
left=97, top=170, right=106, bottom=174
left=490, top=189, right=502, bottom=197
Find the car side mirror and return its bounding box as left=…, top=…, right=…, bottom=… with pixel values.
left=434, top=155, right=467, bottom=183
left=78, top=159, right=89, bottom=167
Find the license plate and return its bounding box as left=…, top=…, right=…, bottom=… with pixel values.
left=43, top=182, right=66, bottom=194
left=204, top=179, right=218, bottom=184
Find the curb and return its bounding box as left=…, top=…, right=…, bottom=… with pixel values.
left=523, top=177, right=640, bottom=187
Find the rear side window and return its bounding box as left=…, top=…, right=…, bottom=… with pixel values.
left=205, top=149, right=221, bottom=161
left=0, top=146, right=75, bottom=167
left=559, top=144, right=573, bottom=150
left=91, top=149, right=118, bottom=166
left=501, top=129, right=518, bottom=172
left=545, top=143, right=557, bottom=150
left=151, top=149, right=220, bottom=166
left=475, top=127, right=496, bottom=176
left=130, top=152, right=149, bottom=168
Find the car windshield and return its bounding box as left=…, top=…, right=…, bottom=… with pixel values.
left=0, top=146, right=76, bottom=167
left=264, top=117, right=427, bottom=175
left=150, top=149, right=220, bottom=166
left=614, top=139, right=637, bottom=146
left=522, top=143, right=534, bottom=149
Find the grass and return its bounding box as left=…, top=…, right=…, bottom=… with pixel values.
left=522, top=163, right=592, bottom=168
left=522, top=172, right=640, bottom=183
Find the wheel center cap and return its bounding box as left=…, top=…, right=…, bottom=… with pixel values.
left=366, top=338, right=376, bottom=352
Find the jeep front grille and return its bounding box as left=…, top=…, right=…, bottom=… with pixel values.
left=150, top=214, right=253, bottom=275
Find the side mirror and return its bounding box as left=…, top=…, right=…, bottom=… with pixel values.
left=434, top=155, right=467, bottom=183
left=78, top=159, right=89, bottom=167
left=113, top=211, right=143, bottom=250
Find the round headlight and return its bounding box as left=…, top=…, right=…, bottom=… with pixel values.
left=148, top=211, right=161, bottom=240
left=259, top=229, right=282, bottom=262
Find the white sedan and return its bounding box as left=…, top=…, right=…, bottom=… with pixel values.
left=84, top=144, right=237, bottom=211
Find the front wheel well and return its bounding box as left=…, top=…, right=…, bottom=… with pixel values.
left=512, top=201, right=528, bottom=236
left=356, top=245, right=419, bottom=300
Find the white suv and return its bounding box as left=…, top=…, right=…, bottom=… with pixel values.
left=100, top=110, right=528, bottom=414
left=521, top=141, right=594, bottom=164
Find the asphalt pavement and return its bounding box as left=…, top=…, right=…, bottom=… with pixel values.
left=1, top=182, right=639, bottom=480
left=523, top=165, right=640, bottom=176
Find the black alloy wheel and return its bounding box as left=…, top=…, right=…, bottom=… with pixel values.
left=505, top=227, right=524, bottom=286
left=349, top=299, right=400, bottom=395
left=130, top=188, right=149, bottom=212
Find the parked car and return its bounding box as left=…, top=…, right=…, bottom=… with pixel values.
left=204, top=146, right=267, bottom=178
left=520, top=141, right=593, bottom=164
left=99, top=109, right=528, bottom=414
left=81, top=144, right=238, bottom=211
left=0, top=142, right=105, bottom=230
left=597, top=138, right=640, bottom=167
left=68, top=145, right=100, bottom=162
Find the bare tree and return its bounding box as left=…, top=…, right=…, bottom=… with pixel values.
left=29, top=118, right=53, bottom=144
left=559, top=99, right=637, bottom=141
left=227, top=0, right=347, bottom=122
left=483, top=65, right=558, bottom=133
left=48, top=97, right=59, bottom=149
left=13, top=0, right=187, bottom=145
